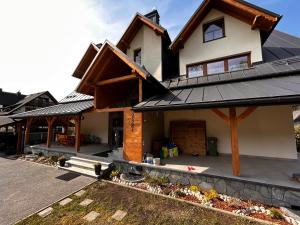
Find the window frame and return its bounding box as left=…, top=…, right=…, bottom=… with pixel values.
left=186, top=52, right=251, bottom=78
left=203, top=18, right=225, bottom=43
left=133, top=48, right=142, bottom=65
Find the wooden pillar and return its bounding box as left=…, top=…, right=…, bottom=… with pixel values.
left=229, top=107, right=240, bottom=176
left=16, top=123, right=23, bottom=154
left=138, top=78, right=143, bottom=102
left=25, top=118, right=33, bottom=145
left=75, top=116, right=81, bottom=152
left=46, top=117, right=56, bottom=148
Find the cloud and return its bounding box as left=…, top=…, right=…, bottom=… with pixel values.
left=0, top=0, right=127, bottom=100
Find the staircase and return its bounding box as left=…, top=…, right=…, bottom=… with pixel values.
left=58, top=156, right=114, bottom=178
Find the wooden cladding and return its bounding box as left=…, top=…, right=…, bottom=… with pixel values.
left=123, top=109, right=143, bottom=162
left=170, top=121, right=207, bottom=156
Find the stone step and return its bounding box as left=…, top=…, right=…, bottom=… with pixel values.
left=70, top=156, right=111, bottom=166
left=58, top=165, right=99, bottom=178
left=67, top=159, right=108, bottom=171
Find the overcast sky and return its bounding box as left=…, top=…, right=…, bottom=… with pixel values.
left=0, top=0, right=299, bottom=101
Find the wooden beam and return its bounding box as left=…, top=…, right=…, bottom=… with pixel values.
left=96, top=74, right=137, bottom=86
left=25, top=118, right=33, bottom=145
left=75, top=116, right=81, bottom=152
left=16, top=123, right=23, bottom=154
left=210, top=108, right=229, bottom=124
left=139, top=78, right=143, bottom=102
left=46, top=117, right=56, bottom=148
left=229, top=107, right=240, bottom=176
left=94, top=107, right=132, bottom=113
left=237, top=106, right=257, bottom=124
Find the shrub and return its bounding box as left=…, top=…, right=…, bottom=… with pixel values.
left=269, top=208, right=284, bottom=220
left=49, top=155, right=58, bottom=163
left=162, top=187, right=172, bottom=196
left=175, top=190, right=186, bottom=198
left=110, top=169, right=121, bottom=178
left=204, top=189, right=219, bottom=201
left=189, top=185, right=200, bottom=192
left=144, top=174, right=169, bottom=186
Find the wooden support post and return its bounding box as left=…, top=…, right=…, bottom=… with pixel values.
left=75, top=116, right=81, bottom=152
left=25, top=118, right=33, bottom=145
left=229, top=107, right=240, bottom=176
left=138, top=78, right=143, bottom=102
left=46, top=117, right=56, bottom=148
left=16, top=123, right=23, bottom=154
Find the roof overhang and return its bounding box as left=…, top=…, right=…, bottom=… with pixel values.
left=76, top=41, right=166, bottom=96
left=72, top=43, right=100, bottom=79
left=170, top=0, right=281, bottom=53
left=116, top=13, right=166, bottom=52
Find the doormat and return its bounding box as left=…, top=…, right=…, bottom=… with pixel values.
left=56, top=172, right=81, bottom=181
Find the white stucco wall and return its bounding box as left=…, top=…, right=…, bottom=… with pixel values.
left=127, top=25, right=162, bottom=81
left=179, top=9, right=263, bottom=75
left=164, top=106, right=297, bottom=159
left=81, top=112, right=109, bottom=144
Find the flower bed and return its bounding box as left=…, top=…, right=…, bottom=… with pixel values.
left=110, top=172, right=299, bottom=225
left=19, top=154, right=59, bottom=167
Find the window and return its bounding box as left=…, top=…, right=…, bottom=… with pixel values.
left=187, top=54, right=250, bottom=78
left=203, top=18, right=225, bottom=42
left=207, top=60, right=224, bottom=74
left=228, top=55, right=249, bottom=71
left=187, top=64, right=204, bottom=78
left=134, top=48, right=141, bottom=65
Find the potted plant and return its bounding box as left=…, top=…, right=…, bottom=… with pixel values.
left=58, top=155, right=66, bottom=167
left=94, top=163, right=102, bottom=175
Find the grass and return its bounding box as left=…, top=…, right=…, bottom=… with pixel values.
left=16, top=181, right=264, bottom=225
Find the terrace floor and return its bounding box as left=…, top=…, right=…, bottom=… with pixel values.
left=159, top=154, right=300, bottom=189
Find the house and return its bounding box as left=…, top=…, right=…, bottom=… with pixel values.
left=0, top=89, right=25, bottom=108
left=0, top=91, right=57, bottom=154
left=10, top=0, right=300, bottom=206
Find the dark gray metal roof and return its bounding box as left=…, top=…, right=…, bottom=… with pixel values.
left=134, top=56, right=300, bottom=111
left=59, top=91, right=94, bottom=103
left=10, top=100, right=93, bottom=119
left=263, top=30, right=300, bottom=63
left=0, top=116, right=15, bottom=127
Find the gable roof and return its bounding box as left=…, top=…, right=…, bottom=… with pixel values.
left=72, top=43, right=100, bottom=79
left=59, top=91, right=94, bottom=103
left=116, top=13, right=166, bottom=52
left=76, top=40, right=167, bottom=95
left=134, top=56, right=300, bottom=111
left=0, top=91, right=57, bottom=115
left=0, top=90, right=26, bottom=107
left=170, top=0, right=281, bottom=52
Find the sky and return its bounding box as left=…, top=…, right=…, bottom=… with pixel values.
left=0, top=0, right=299, bottom=101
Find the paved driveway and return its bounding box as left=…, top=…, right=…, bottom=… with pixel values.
left=0, top=156, right=95, bottom=225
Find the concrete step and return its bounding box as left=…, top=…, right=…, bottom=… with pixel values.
left=67, top=159, right=108, bottom=171
left=70, top=156, right=111, bottom=166
left=58, top=166, right=99, bottom=178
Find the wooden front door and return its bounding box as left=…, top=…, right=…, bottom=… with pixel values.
left=170, top=121, right=207, bottom=156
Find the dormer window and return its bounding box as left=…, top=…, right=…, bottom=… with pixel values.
left=134, top=48, right=141, bottom=65
left=203, top=18, right=225, bottom=42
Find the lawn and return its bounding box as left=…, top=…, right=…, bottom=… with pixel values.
left=16, top=181, right=263, bottom=225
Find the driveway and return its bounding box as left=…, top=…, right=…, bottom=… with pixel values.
left=0, top=156, right=95, bottom=225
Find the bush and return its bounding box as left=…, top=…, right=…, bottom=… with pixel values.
left=110, top=169, right=121, bottom=178
left=269, top=208, right=284, bottom=220
left=204, top=189, right=219, bottom=201
left=49, top=155, right=58, bottom=163
left=189, top=185, right=201, bottom=192
left=144, top=174, right=169, bottom=187
left=174, top=190, right=186, bottom=198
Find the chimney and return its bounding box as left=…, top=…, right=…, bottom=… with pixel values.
left=0, top=88, right=2, bottom=93
left=144, top=9, right=160, bottom=25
